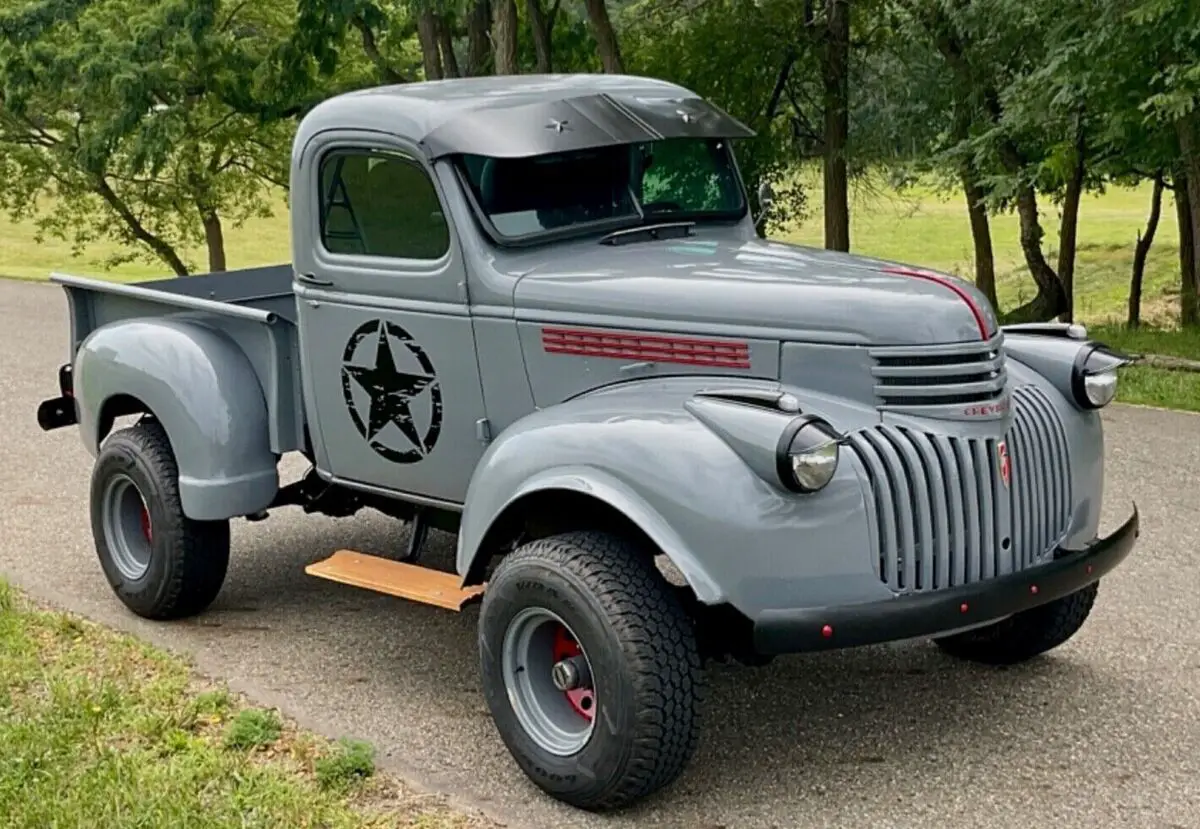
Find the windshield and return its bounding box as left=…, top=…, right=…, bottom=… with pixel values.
left=455, top=137, right=747, bottom=243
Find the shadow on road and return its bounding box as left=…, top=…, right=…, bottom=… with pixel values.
left=178, top=511, right=1141, bottom=824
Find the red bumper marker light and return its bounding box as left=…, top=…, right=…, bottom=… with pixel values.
left=1030, top=585, right=1039, bottom=595
left=959, top=603, right=969, bottom=614
left=1086, top=565, right=1093, bottom=575
left=821, top=624, right=833, bottom=639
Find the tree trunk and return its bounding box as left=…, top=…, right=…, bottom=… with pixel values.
left=1055, top=124, right=1087, bottom=322
left=1128, top=174, right=1164, bottom=328
left=466, top=0, right=491, bottom=76
left=352, top=15, right=406, bottom=83
left=436, top=14, right=460, bottom=78
left=201, top=207, right=227, bottom=273
left=416, top=8, right=444, bottom=81
left=1175, top=118, right=1200, bottom=326
left=821, top=0, right=850, bottom=252
left=527, top=0, right=560, bottom=73
left=583, top=0, right=624, bottom=73
left=1176, top=172, right=1197, bottom=326
left=492, top=0, right=519, bottom=75
left=962, top=171, right=997, bottom=309
left=94, top=178, right=190, bottom=276
left=1005, top=185, right=1068, bottom=322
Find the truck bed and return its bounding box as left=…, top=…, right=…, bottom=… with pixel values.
left=133, top=264, right=297, bottom=324
left=51, top=263, right=306, bottom=455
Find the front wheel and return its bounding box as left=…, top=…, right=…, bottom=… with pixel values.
left=90, top=419, right=230, bottom=620
left=478, top=531, right=703, bottom=811
left=933, top=582, right=1099, bottom=665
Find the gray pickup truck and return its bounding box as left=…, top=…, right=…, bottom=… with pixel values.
left=37, top=74, right=1139, bottom=811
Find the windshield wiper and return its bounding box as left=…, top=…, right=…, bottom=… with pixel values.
left=598, top=221, right=696, bottom=246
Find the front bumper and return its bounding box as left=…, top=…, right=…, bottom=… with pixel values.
left=753, top=505, right=1139, bottom=655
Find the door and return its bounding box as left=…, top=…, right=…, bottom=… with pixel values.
left=293, top=131, right=487, bottom=505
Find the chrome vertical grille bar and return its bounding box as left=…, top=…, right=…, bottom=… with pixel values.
left=884, top=428, right=934, bottom=590
left=848, top=433, right=900, bottom=589
left=907, top=431, right=951, bottom=590
left=932, top=436, right=967, bottom=587
left=954, top=438, right=982, bottom=584
left=973, top=439, right=997, bottom=580
left=850, top=382, right=1076, bottom=595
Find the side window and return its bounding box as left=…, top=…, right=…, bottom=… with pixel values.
left=318, top=149, right=450, bottom=261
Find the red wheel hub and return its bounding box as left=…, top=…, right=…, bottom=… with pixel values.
left=140, top=504, right=152, bottom=543
left=551, top=624, right=594, bottom=721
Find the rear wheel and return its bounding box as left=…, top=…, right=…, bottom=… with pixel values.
left=90, top=419, right=230, bottom=620
left=933, top=582, right=1099, bottom=665
left=478, top=531, right=702, bottom=811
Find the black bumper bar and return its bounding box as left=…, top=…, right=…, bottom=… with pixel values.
left=753, top=506, right=1139, bottom=655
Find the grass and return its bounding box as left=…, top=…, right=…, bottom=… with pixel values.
left=780, top=171, right=1186, bottom=328
left=1, top=175, right=1196, bottom=411
left=0, top=578, right=490, bottom=829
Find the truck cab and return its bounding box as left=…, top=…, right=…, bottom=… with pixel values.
left=37, top=74, right=1140, bottom=814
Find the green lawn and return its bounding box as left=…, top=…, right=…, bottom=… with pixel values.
left=780, top=172, right=1185, bottom=328
left=2, top=177, right=1196, bottom=410
left=0, top=578, right=484, bottom=828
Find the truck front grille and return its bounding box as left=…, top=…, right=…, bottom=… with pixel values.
left=869, top=335, right=1006, bottom=407
left=846, top=386, right=1073, bottom=594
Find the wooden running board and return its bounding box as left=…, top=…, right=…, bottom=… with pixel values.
left=305, top=550, right=486, bottom=611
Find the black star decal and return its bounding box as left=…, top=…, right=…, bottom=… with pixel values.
left=341, top=320, right=443, bottom=464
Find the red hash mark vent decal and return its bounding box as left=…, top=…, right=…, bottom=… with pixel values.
left=541, top=327, right=752, bottom=369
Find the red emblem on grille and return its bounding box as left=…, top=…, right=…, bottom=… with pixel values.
left=998, top=440, right=1011, bottom=488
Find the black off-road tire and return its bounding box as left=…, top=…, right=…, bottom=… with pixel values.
left=933, top=582, right=1099, bottom=666
left=478, top=531, right=703, bottom=811
left=90, top=419, right=230, bottom=620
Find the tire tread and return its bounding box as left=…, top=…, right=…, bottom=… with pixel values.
left=94, top=420, right=229, bottom=620
left=934, top=582, right=1098, bottom=665
left=485, top=530, right=702, bottom=810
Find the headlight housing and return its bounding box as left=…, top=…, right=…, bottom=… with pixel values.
left=1071, top=343, right=1134, bottom=409
left=775, top=415, right=842, bottom=493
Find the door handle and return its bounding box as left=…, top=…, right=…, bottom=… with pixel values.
left=296, top=272, right=334, bottom=287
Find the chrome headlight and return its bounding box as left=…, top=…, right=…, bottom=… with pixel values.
left=1071, top=343, right=1134, bottom=410
left=775, top=415, right=842, bottom=493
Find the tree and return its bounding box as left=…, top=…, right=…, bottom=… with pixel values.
left=0, top=0, right=297, bottom=275
left=623, top=0, right=812, bottom=233
left=583, top=0, right=624, bottom=73
left=492, top=0, right=519, bottom=73
left=527, top=0, right=563, bottom=72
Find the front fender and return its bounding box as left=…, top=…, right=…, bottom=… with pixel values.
left=74, top=317, right=278, bottom=521
left=457, top=377, right=886, bottom=620
left=459, top=465, right=726, bottom=603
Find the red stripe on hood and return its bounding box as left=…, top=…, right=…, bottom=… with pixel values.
left=880, top=266, right=993, bottom=340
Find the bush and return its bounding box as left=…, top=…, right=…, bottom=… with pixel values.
left=315, top=737, right=376, bottom=791
left=223, top=708, right=282, bottom=750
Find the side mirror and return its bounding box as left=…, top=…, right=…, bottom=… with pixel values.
left=754, top=180, right=776, bottom=231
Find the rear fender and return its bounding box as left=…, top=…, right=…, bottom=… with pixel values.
left=74, top=317, right=278, bottom=521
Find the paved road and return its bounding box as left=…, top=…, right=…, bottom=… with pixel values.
left=2, top=277, right=1198, bottom=829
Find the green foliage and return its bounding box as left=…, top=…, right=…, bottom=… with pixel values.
left=0, top=0, right=298, bottom=274
left=621, top=0, right=812, bottom=230
left=223, top=707, right=283, bottom=750
left=2, top=0, right=1200, bottom=328
left=315, top=737, right=377, bottom=791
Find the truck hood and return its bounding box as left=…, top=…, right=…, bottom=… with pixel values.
left=503, top=235, right=998, bottom=346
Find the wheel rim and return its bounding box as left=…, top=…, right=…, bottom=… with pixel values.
left=101, top=473, right=154, bottom=581
left=501, top=607, right=596, bottom=757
